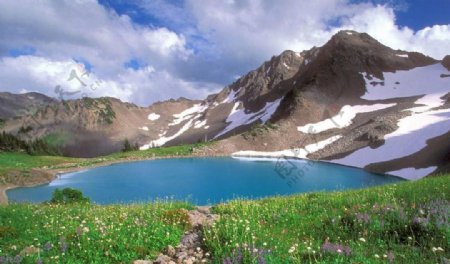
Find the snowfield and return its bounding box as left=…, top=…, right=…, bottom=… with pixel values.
left=330, top=63, right=450, bottom=179
left=362, top=63, right=449, bottom=101
left=232, top=135, right=342, bottom=159
left=170, top=104, right=208, bottom=126
left=147, top=113, right=160, bottom=121
left=297, top=103, right=396, bottom=134
left=214, top=98, right=282, bottom=138
left=140, top=119, right=194, bottom=150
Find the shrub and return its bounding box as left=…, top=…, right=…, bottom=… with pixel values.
left=50, top=188, right=90, bottom=204
left=122, top=139, right=139, bottom=152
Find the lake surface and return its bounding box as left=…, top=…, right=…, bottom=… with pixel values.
left=7, top=157, right=402, bottom=205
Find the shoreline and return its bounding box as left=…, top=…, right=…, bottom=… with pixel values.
left=1, top=152, right=411, bottom=205
left=231, top=154, right=411, bottom=180
left=0, top=153, right=227, bottom=205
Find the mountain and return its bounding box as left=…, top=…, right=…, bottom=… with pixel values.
left=0, top=92, right=56, bottom=119
left=1, top=30, right=449, bottom=178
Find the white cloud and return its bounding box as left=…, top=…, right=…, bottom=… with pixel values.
left=0, top=0, right=449, bottom=106
left=187, top=0, right=450, bottom=62
left=0, top=0, right=213, bottom=105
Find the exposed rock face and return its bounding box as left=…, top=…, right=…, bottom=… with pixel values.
left=1, top=30, right=449, bottom=178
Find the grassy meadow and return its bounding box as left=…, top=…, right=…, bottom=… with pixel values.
left=0, top=174, right=448, bottom=263
left=205, top=174, right=449, bottom=263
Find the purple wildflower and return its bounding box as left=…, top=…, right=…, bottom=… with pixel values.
left=43, top=242, right=53, bottom=251
left=321, top=239, right=351, bottom=256
left=13, top=255, right=22, bottom=264
left=356, top=213, right=371, bottom=224
left=413, top=216, right=429, bottom=226
left=387, top=251, right=395, bottom=263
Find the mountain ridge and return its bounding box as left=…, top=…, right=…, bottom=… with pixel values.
left=1, top=30, right=449, bottom=179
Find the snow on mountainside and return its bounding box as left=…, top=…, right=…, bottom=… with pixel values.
left=217, top=31, right=450, bottom=180
left=2, top=30, right=449, bottom=178
left=330, top=63, right=450, bottom=179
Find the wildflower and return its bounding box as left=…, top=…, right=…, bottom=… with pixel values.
left=288, top=246, right=296, bottom=254
left=359, top=238, right=366, bottom=242
left=432, top=247, right=444, bottom=252
left=43, top=242, right=53, bottom=251
left=386, top=251, right=395, bottom=262
left=375, top=254, right=380, bottom=258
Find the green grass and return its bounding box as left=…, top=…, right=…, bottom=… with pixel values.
left=0, top=174, right=448, bottom=263
left=204, top=175, right=450, bottom=263
left=0, top=202, right=193, bottom=263
left=0, top=142, right=210, bottom=183
left=0, top=152, right=81, bottom=176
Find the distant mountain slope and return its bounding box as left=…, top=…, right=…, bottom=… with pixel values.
left=2, top=97, right=198, bottom=157
left=1, top=31, right=449, bottom=178
left=0, top=92, right=56, bottom=119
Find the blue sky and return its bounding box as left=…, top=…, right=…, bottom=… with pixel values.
left=0, top=0, right=449, bottom=105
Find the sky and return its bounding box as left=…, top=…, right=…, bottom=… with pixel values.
left=0, top=0, right=449, bottom=106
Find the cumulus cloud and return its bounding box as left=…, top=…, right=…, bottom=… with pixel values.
left=0, top=0, right=449, bottom=106
left=0, top=0, right=211, bottom=105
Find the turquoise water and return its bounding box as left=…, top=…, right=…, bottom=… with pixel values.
left=7, top=157, right=402, bottom=205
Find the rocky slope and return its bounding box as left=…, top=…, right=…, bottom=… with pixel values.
left=2, top=96, right=198, bottom=157
left=0, top=92, right=56, bottom=119
left=1, top=30, right=449, bottom=179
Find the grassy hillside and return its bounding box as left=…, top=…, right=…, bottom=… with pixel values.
left=0, top=202, right=193, bottom=263
left=0, top=174, right=448, bottom=263
left=205, top=174, right=449, bottom=263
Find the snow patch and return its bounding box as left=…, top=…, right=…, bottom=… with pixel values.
left=266, top=66, right=271, bottom=75
left=140, top=119, right=194, bottom=149
left=139, top=126, right=149, bottom=131
left=170, top=103, right=208, bottom=126
left=362, top=63, right=449, bottom=103
left=331, top=107, right=450, bottom=178
left=232, top=135, right=342, bottom=159
left=148, top=113, right=160, bottom=121
left=283, top=62, right=290, bottom=69
left=395, top=54, right=408, bottom=58
left=328, top=63, right=450, bottom=180
left=387, top=166, right=437, bottom=180
left=220, top=88, right=239, bottom=104
left=194, top=119, right=207, bottom=129
left=214, top=98, right=282, bottom=139
left=346, top=32, right=353, bottom=35
left=297, top=103, right=396, bottom=134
